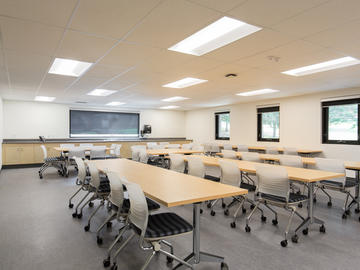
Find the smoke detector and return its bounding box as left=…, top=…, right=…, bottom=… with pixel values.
left=225, top=73, right=237, bottom=78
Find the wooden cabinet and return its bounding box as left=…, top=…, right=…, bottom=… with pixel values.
left=3, top=144, right=35, bottom=165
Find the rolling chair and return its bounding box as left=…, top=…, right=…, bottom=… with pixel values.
left=245, top=165, right=308, bottom=247
left=146, top=142, right=158, bottom=149
left=90, top=146, right=107, bottom=160
left=203, top=143, right=212, bottom=155
left=67, top=147, right=86, bottom=174
left=159, top=142, right=169, bottom=146
left=169, top=154, right=185, bottom=173
left=182, top=143, right=193, bottom=150
left=265, top=147, right=279, bottom=155
left=131, top=145, right=146, bottom=161
left=314, top=158, right=358, bottom=219
left=221, top=149, right=237, bottom=159
left=167, top=144, right=180, bottom=149
left=223, top=144, right=233, bottom=150
left=192, top=145, right=204, bottom=152
left=110, top=144, right=122, bottom=157
left=60, top=143, right=75, bottom=148
left=237, top=144, right=248, bottom=152
left=210, top=143, right=221, bottom=156
left=283, top=147, right=298, bottom=155
left=105, top=182, right=193, bottom=270
left=210, top=160, right=247, bottom=227
left=38, top=145, right=65, bottom=178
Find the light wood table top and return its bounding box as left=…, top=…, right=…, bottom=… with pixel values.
left=217, top=152, right=360, bottom=171
left=54, top=147, right=111, bottom=152
left=146, top=148, right=203, bottom=156
left=184, top=155, right=344, bottom=183
left=89, top=158, right=247, bottom=207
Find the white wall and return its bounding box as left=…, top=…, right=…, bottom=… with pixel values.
left=0, top=96, right=3, bottom=169
left=185, top=88, right=360, bottom=162
left=3, top=100, right=186, bottom=139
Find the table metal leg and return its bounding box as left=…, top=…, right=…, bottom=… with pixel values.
left=295, top=182, right=324, bottom=233
left=347, top=170, right=360, bottom=213
left=174, top=203, right=226, bottom=269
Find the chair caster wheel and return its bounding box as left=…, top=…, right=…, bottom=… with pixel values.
left=358, top=216, right=360, bottom=222
left=84, top=225, right=90, bottom=232
left=110, top=262, right=117, bottom=270
left=242, top=208, right=246, bottom=214
left=342, top=213, right=347, bottom=219
left=291, top=234, right=298, bottom=243
left=230, top=222, right=236, bottom=228
left=245, top=225, right=251, bottom=233
left=313, top=198, right=317, bottom=203
left=88, top=202, right=94, bottom=207
left=210, top=210, right=216, bottom=216
left=107, top=222, right=112, bottom=228
left=166, top=256, right=174, bottom=263
left=68, top=203, right=73, bottom=208
left=261, top=215, right=267, bottom=222
left=280, top=240, right=288, bottom=247
left=355, top=208, right=360, bottom=214
left=97, top=236, right=103, bottom=245
left=221, top=262, right=229, bottom=270
left=103, top=258, right=111, bottom=268
left=72, top=212, right=77, bottom=218
left=298, top=203, right=303, bottom=208
left=302, top=228, right=308, bottom=235
left=272, top=219, right=278, bottom=226
left=345, top=209, right=350, bottom=215
left=250, top=204, right=255, bottom=209
left=327, top=201, right=332, bottom=207
left=207, top=202, right=212, bottom=208
left=296, top=190, right=301, bottom=195
left=39, top=175, right=43, bottom=179
left=319, top=225, right=326, bottom=233
left=77, top=213, right=82, bottom=219
left=224, top=209, right=229, bottom=216
left=222, top=202, right=226, bottom=208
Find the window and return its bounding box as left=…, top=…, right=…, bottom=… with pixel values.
left=322, top=98, right=360, bottom=145
left=215, top=112, right=230, bottom=140
left=70, top=110, right=139, bottom=137
left=257, top=106, right=280, bottom=142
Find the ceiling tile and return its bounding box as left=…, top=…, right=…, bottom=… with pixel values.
left=56, top=30, right=116, bottom=62
left=0, top=17, right=63, bottom=55
left=0, top=0, right=78, bottom=27
left=188, top=0, right=247, bottom=12
left=272, top=0, right=360, bottom=39
left=70, top=0, right=162, bottom=39
left=38, top=74, right=77, bottom=92
left=125, top=0, right=221, bottom=48
left=228, top=0, right=329, bottom=27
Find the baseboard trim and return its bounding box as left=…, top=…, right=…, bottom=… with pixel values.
left=2, top=163, right=42, bottom=169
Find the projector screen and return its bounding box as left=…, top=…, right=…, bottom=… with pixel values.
left=70, top=110, right=139, bottom=137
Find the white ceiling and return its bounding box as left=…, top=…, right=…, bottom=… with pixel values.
left=1, top=0, right=360, bottom=110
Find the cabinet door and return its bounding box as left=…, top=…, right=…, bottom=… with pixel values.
left=18, top=145, right=35, bottom=164
left=4, top=145, right=22, bottom=164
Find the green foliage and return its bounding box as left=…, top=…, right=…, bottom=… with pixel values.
left=329, top=104, right=357, bottom=130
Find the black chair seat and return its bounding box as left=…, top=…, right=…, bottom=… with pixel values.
left=261, top=193, right=308, bottom=203
left=134, top=212, right=193, bottom=239
left=204, top=175, right=220, bottom=182
left=122, top=198, right=160, bottom=212
left=98, top=183, right=111, bottom=193
left=240, top=182, right=256, bottom=192
left=320, top=177, right=357, bottom=188
left=45, top=157, right=64, bottom=162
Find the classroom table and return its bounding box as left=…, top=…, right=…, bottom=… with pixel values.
left=184, top=155, right=344, bottom=234
left=146, top=148, right=203, bottom=155
left=90, top=158, right=247, bottom=269
left=54, top=146, right=111, bottom=152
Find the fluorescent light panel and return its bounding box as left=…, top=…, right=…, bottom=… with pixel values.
left=160, top=106, right=180, bottom=109
left=282, top=56, right=360, bottom=76
left=237, top=89, right=279, bottom=96
left=48, top=58, right=93, bottom=77
left=34, top=96, right=55, bottom=102
left=87, top=89, right=117, bottom=96
left=163, top=77, right=207, bottom=88
left=168, top=16, right=262, bottom=56
left=161, top=96, right=189, bottom=102
left=106, top=101, right=126, bottom=106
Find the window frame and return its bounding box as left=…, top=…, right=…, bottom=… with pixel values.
left=322, top=98, right=360, bottom=145
left=257, top=106, right=280, bottom=142
left=215, top=111, right=230, bottom=140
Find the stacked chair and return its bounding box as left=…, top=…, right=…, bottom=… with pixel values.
left=38, top=145, right=66, bottom=179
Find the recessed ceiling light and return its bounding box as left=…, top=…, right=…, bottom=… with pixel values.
left=168, top=16, right=262, bottom=56
left=282, top=56, right=360, bottom=76
left=162, top=77, right=207, bottom=88
left=236, top=89, right=279, bottom=96
left=106, top=101, right=126, bottom=106
left=161, top=96, right=189, bottom=102
left=48, top=58, right=93, bottom=77
left=87, top=89, right=117, bottom=96
left=160, top=105, right=180, bottom=109
left=34, top=96, right=56, bottom=102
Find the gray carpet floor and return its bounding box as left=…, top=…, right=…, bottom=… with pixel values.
left=0, top=167, right=360, bottom=270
